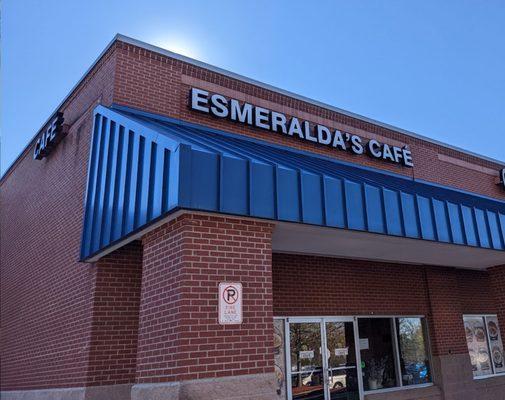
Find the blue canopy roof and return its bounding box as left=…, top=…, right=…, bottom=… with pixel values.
left=80, top=105, right=505, bottom=260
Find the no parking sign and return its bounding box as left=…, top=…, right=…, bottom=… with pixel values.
left=218, top=282, right=243, bottom=325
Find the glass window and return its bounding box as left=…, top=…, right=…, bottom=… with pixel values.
left=396, top=318, right=432, bottom=385
left=358, top=318, right=398, bottom=390
left=358, top=317, right=432, bottom=391
left=325, top=322, right=360, bottom=399
left=289, top=322, right=325, bottom=400
left=464, top=315, right=505, bottom=378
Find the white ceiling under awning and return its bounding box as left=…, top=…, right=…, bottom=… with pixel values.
left=272, top=222, right=505, bottom=270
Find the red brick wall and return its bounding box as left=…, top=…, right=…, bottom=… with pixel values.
left=0, top=45, right=117, bottom=390
left=424, top=267, right=468, bottom=356
left=136, top=213, right=274, bottom=383
left=272, top=254, right=499, bottom=357
left=456, top=269, right=495, bottom=315
left=113, top=41, right=504, bottom=200
left=272, top=254, right=431, bottom=316
left=86, top=241, right=143, bottom=386
left=489, top=264, right=505, bottom=342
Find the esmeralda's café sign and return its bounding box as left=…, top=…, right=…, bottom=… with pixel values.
left=190, top=87, right=414, bottom=167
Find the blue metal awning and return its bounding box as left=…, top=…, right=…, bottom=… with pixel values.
left=80, top=105, right=505, bottom=260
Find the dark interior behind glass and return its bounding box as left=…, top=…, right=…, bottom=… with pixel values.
left=358, top=318, right=398, bottom=391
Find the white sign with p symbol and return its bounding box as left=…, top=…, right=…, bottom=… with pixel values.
left=218, top=282, right=243, bottom=325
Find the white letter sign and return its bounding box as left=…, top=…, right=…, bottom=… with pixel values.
left=189, top=87, right=415, bottom=167
left=218, top=282, right=243, bottom=325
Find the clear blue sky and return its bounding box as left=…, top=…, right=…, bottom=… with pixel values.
left=2, top=0, right=505, bottom=174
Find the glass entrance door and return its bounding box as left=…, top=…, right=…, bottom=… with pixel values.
left=287, top=318, right=362, bottom=400
left=324, top=320, right=360, bottom=399
left=289, top=321, right=325, bottom=400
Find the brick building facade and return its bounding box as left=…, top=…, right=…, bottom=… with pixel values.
left=1, top=35, right=504, bottom=400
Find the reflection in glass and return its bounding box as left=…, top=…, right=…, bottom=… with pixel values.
left=326, top=322, right=356, bottom=368
left=326, top=322, right=360, bottom=399
left=291, top=371, right=324, bottom=400
left=290, top=323, right=324, bottom=400
left=328, top=368, right=359, bottom=400
left=396, top=318, right=432, bottom=385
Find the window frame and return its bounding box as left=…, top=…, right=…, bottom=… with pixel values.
left=357, top=315, right=434, bottom=395
left=463, top=314, right=505, bottom=380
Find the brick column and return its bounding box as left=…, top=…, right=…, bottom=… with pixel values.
left=133, top=213, right=276, bottom=400
left=425, top=267, right=467, bottom=357
left=489, top=264, right=505, bottom=339
left=84, top=241, right=143, bottom=399
left=425, top=267, right=476, bottom=400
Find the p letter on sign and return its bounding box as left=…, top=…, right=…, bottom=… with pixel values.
left=218, top=282, right=243, bottom=325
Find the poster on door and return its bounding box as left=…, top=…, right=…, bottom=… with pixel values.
left=218, top=282, right=243, bottom=325
left=274, top=319, right=286, bottom=399
left=485, top=316, right=505, bottom=373
left=464, top=316, right=491, bottom=376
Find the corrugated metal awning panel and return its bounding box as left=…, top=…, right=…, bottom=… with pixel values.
left=80, top=105, right=505, bottom=260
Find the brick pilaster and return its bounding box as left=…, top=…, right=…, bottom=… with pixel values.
left=424, top=267, right=467, bottom=356
left=489, top=264, right=505, bottom=336
left=86, top=241, right=143, bottom=386
left=136, top=213, right=274, bottom=383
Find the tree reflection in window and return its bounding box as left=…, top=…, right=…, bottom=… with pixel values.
left=396, top=318, right=431, bottom=386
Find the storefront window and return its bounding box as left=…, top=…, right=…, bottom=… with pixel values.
left=358, top=317, right=432, bottom=392
left=396, top=318, right=431, bottom=385
left=358, top=318, right=398, bottom=390
left=464, top=315, right=505, bottom=378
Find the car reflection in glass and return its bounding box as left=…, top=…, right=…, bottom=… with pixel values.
left=404, top=362, right=429, bottom=385
left=292, top=369, right=359, bottom=400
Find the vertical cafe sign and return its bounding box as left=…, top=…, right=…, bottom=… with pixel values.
left=499, top=168, right=505, bottom=190
left=33, top=112, right=67, bottom=160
